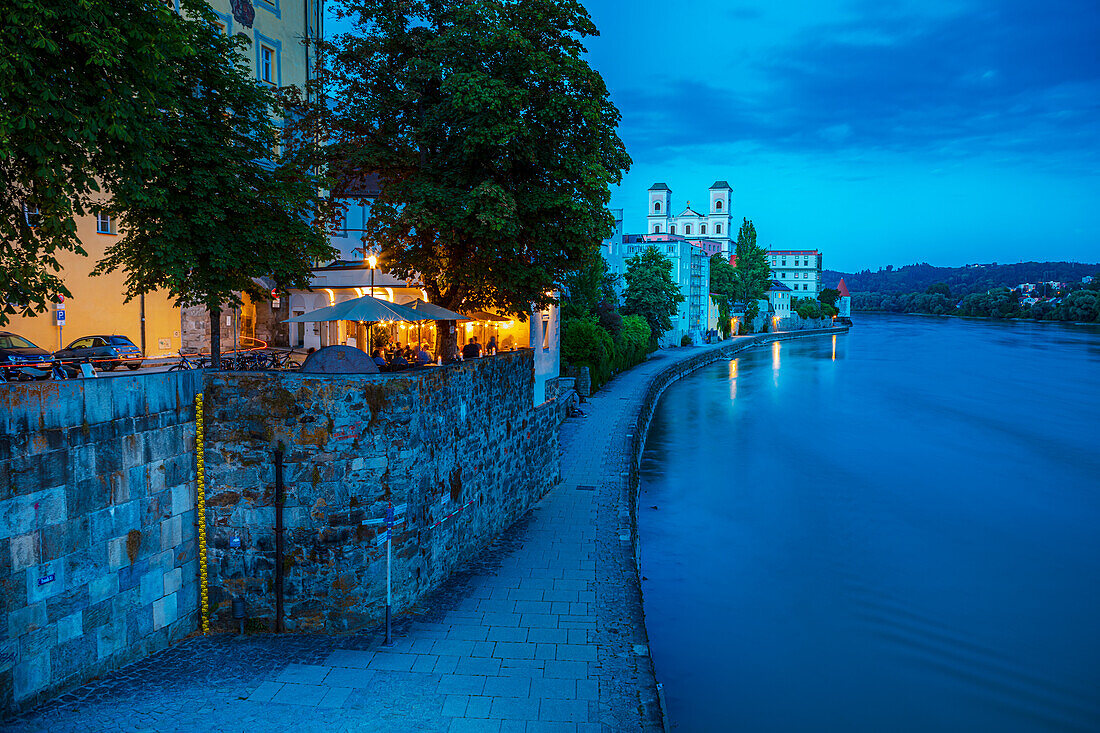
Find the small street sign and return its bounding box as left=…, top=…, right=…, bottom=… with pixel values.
left=37, top=573, right=55, bottom=586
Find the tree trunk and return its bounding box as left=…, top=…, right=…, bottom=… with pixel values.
left=209, top=306, right=222, bottom=367
left=437, top=320, right=459, bottom=362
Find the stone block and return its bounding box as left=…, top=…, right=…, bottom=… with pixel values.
left=8, top=602, right=46, bottom=638
left=118, top=557, right=149, bottom=591
left=9, top=532, right=38, bottom=572
left=140, top=570, right=163, bottom=606
left=45, top=582, right=89, bottom=623
left=160, top=515, right=182, bottom=551
left=89, top=572, right=119, bottom=605
left=96, top=617, right=125, bottom=660
left=57, top=611, right=83, bottom=644
left=0, top=488, right=66, bottom=541
left=82, top=600, right=112, bottom=633
left=163, top=567, right=182, bottom=595
left=153, top=592, right=177, bottom=630
left=171, top=484, right=193, bottom=516
left=13, top=652, right=50, bottom=701
left=19, top=625, right=56, bottom=660
left=52, top=633, right=94, bottom=683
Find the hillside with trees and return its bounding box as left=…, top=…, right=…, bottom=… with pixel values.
left=824, top=261, right=1100, bottom=323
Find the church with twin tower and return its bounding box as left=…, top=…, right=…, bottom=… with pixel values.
left=646, top=181, right=735, bottom=255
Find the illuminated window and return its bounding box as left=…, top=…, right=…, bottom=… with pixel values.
left=96, top=213, right=114, bottom=234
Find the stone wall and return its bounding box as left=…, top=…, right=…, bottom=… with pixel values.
left=201, top=349, right=561, bottom=632
left=0, top=372, right=204, bottom=714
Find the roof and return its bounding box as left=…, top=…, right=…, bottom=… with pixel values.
left=648, top=182, right=671, bottom=191
left=678, top=207, right=703, bottom=217
left=767, top=250, right=819, bottom=255
left=709, top=180, right=732, bottom=189
left=837, top=278, right=850, bottom=297
left=769, top=280, right=793, bottom=292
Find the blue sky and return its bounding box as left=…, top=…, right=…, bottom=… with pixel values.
left=325, top=0, right=1099, bottom=271
left=581, top=0, right=1099, bottom=270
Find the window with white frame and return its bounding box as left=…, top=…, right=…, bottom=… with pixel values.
left=700, top=224, right=707, bottom=234
left=96, top=213, right=114, bottom=234
left=260, top=45, right=275, bottom=84
left=685, top=225, right=692, bottom=235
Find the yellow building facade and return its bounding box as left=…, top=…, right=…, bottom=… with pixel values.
left=6, top=0, right=322, bottom=356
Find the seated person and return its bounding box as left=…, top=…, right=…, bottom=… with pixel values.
left=390, top=352, right=409, bottom=368
left=371, top=349, right=386, bottom=368
left=417, top=344, right=432, bottom=364
left=461, top=337, right=482, bottom=360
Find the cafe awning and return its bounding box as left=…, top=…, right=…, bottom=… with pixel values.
left=284, top=294, right=431, bottom=324
left=463, top=310, right=511, bottom=323
left=405, top=299, right=469, bottom=321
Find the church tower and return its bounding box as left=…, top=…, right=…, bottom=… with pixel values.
left=647, top=183, right=672, bottom=234
left=708, top=181, right=733, bottom=253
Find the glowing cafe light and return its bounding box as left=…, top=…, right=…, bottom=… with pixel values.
left=367, top=254, right=378, bottom=269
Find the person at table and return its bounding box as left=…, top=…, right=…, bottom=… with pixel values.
left=390, top=350, right=409, bottom=368
left=371, top=349, right=386, bottom=368
left=461, top=336, right=482, bottom=359
left=417, top=344, right=432, bottom=364
left=487, top=335, right=497, bottom=354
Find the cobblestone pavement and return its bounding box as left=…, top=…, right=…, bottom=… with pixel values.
left=3, top=338, right=778, bottom=733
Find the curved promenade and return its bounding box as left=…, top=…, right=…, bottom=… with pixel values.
left=2, top=328, right=845, bottom=733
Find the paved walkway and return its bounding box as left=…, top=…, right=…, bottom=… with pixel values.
left=3, top=335, right=831, bottom=732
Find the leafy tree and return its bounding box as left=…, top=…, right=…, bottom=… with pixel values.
left=562, top=253, right=613, bottom=322
left=729, top=219, right=770, bottom=322
left=925, top=282, right=951, bottom=297
left=709, top=253, right=737, bottom=335
left=622, top=246, right=683, bottom=346
left=560, top=316, right=615, bottom=388
left=818, top=287, right=841, bottom=308
left=94, top=0, right=334, bottom=361
left=0, top=0, right=202, bottom=325
left=316, top=0, right=631, bottom=358
left=617, top=315, right=651, bottom=365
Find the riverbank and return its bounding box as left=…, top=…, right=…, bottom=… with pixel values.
left=855, top=310, right=1099, bottom=327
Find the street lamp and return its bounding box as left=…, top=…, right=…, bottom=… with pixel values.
left=367, top=253, right=378, bottom=351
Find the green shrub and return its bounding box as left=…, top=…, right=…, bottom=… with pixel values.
left=561, top=316, right=615, bottom=390
left=680, top=334, right=692, bottom=346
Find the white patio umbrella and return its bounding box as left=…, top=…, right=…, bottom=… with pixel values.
left=285, top=295, right=432, bottom=324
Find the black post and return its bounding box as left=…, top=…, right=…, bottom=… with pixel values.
left=274, top=443, right=285, bottom=633
left=139, top=294, right=146, bottom=356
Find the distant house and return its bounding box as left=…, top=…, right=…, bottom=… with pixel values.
left=768, top=280, right=793, bottom=323
left=621, top=234, right=712, bottom=346
left=837, top=278, right=851, bottom=318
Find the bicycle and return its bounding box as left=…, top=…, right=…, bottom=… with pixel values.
left=168, top=351, right=201, bottom=371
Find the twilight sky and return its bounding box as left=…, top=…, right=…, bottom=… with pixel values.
left=581, top=0, right=1099, bottom=270
left=325, top=0, right=1099, bottom=271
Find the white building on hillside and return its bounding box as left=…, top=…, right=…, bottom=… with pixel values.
left=768, top=249, right=822, bottom=299
left=646, top=182, right=735, bottom=255
left=621, top=233, right=711, bottom=346
left=602, top=208, right=626, bottom=289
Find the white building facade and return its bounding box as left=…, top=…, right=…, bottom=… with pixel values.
left=768, top=249, right=822, bottom=299
left=621, top=234, right=711, bottom=346
left=646, top=182, right=735, bottom=255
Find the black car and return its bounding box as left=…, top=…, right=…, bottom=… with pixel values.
left=0, top=332, right=56, bottom=381
left=55, top=334, right=144, bottom=371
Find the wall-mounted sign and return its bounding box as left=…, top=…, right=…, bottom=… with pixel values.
left=37, top=573, right=55, bottom=586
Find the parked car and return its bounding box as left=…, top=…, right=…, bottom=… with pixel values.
left=54, top=334, right=144, bottom=371
left=0, top=332, right=56, bottom=381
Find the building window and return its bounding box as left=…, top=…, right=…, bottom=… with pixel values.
left=654, top=201, right=661, bottom=212
left=715, top=224, right=722, bottom=234
left=781, top=272, right=786, bottom=278
left=668, top=245, right=675, bottom=254
left=96, top=213, right=114, bottom=234
left=685, top=225, right=692, bottom=235
left=653, top=225, right=660, bottom=233
left=716, top=200, right=723, bottom=210
left=23, top=204, right=40, bottom=227
left=700, top=224, right=707, bottom=234
left=782, top=258, right=787, bottom=266
left=260, top=45, right=275, bottom=84
left=670, top=225, right=676, bottom=234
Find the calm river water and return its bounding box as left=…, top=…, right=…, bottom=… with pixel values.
left=638, top=314, right=1100, bottom=732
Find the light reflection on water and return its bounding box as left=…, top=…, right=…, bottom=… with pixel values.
left=638, top=314, right=1100, bottom=732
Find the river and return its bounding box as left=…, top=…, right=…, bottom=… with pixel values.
left=637, top=314, right=1100, bottom=732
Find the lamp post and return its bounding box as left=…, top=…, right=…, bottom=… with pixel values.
left=367, top=254, right=377, bottom=350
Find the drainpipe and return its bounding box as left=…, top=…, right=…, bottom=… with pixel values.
left=274, top=442, right=285, bottom=633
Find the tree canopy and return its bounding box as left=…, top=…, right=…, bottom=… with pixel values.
left=0, top=0, right=196, bottom=325
left=622, top=245, right=683, bottom=343
left=315, top=0, right=630, bottom=354
left=728, top=218, right=770, bottom=322
left=94, top=0, right=334, bottom=358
